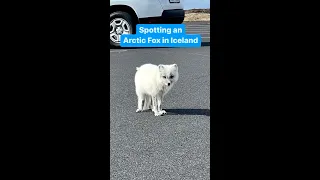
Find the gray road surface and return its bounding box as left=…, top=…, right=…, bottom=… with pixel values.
left=184, top=22, right=210, bottom=43
left=110, top=22, right=210, bottom=180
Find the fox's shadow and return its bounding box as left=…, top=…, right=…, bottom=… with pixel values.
left=164, top=109, right=210, bottom=116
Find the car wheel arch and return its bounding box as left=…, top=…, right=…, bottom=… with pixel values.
left=110, top=5, right=139, bottom=25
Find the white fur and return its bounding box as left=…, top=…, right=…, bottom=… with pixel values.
left=134, top=63, right=179, bottom=116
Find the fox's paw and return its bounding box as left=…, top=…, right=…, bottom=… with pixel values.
left=154, top=111, right=163, bottom=116
left=159, top=110, right=167, bottom=115
left=136, top=109, right=142, bottom=113
left=154, top=111, right=166, bottom=116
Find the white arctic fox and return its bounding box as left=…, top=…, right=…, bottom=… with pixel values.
left=134, top=63, right=179, bottom=116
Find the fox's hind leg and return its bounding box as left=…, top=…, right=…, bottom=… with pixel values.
left=136, top=94, right=145, bottom=113
left=143, top=95, right=152, bottom=111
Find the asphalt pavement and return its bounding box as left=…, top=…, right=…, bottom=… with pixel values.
left=110, top=22, right=210, bottom=180
left=184, top=22, right=210, bottom=43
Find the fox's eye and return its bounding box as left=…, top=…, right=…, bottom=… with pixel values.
left=162, top=76, right=166, bottom=79
left=170, top=75, right=174, bottom=79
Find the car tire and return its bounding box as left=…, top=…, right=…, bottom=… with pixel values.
left=110, top=11, right=134, bottom=47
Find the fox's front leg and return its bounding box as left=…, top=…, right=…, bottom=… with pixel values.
left=152, top=96, right=162, bottom=116
left=157, top=95, right=166, bottom=115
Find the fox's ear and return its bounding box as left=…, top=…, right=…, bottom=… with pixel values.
left=158, top=64, right=165, bottom=70
left=172, top=64, right=178, bottom=69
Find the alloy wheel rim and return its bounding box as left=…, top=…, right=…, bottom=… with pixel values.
left=110, top=18, right=131, bottom=44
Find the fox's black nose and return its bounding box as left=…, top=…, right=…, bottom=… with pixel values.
left=168, top=83, right=170, bottom=86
